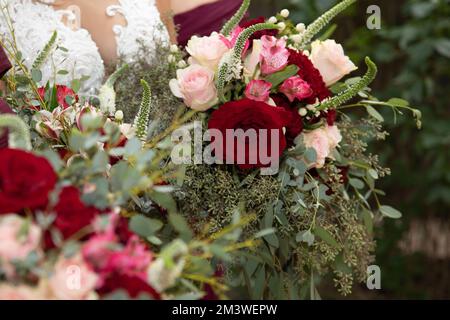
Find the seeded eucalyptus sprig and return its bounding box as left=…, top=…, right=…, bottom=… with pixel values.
left=318, top=57, right=378, bottom=110
left=220, top=0, right=251, bottom=36
left=0, top=114, right=31, bottom=150
left=216, top=23, right=278, bottom=102
left=32, top=31, right=58, bottom=71
left=298, top=0, right=357, bottom=48
left=133, top=79, right=152, bottom=141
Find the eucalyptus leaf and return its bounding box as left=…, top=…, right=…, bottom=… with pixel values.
left=379, top=205, right=402, bottom=219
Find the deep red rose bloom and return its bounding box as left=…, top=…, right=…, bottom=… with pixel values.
left=52, top=186, right=100, bottom=240
left=240, top=17, right=278, bottom=44
left=208, top=99, right=293, bottom=169
left=326, top=109, right=337, bottom=126
left=38, top=85, right=78, bottom=109
left=287, top=49, right=331, bottom=104
left=271, top=94, right=303, bottom=145
left=97, top=272, right=160, bottom=299
left=0, top=149, right=57, bottom=214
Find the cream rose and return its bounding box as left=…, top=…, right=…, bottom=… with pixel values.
left=310, top=40, right=358, bottom=87
left=170, top=64, right=218, bottom=111
left=186, top=32, right=230, bottom=71
left=302, top=125, right=342, bottom=168
left=48, top=253, right=99, bottom=300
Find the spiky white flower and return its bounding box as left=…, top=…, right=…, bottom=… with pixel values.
left=98, top=85, right=116, bottom=115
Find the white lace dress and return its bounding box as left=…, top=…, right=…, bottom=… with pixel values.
left=0, top=0, right=169, bottom=95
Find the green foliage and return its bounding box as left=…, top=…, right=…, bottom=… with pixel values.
left=0, top=114, right=31, bottom=150
left=220, top=0, right=251, bottom=36
left=133, top=79, right=152, bottom=141
left=31, top=31, right=57, bottom=70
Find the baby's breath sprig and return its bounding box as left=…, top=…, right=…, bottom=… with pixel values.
left=220, top=0, right=251, bottom=36
left=318, top=57, right=377, bottom=110
left=298, top=0, right=357, bottom=49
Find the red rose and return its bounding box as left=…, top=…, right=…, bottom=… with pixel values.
left=97, top=272, right=160, bottom=299
left=287, top=49, right=331, bottom=104
left=0, top=149, right=57, bottom=214
left=208, top=99, right=293, bottom=169
left=271, top=94, right=303, bottom=145
left=38, top=85, right=78, bottom=109
left=52, top=186, right=100, bottom=240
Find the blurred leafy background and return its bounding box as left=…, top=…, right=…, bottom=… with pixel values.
left=250, top=0, right=450, bottom=299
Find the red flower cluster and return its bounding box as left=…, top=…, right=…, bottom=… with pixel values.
left=208, top=99, right=301, bottom=169
left=287, top=49, right=331, bottom=104
left=37, top=85, right=78, bottom=109
left=0, top=149, right=57, bottom=214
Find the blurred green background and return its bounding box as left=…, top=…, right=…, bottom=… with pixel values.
left=250, top=0, right=450, bottom=299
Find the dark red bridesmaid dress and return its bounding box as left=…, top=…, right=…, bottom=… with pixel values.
left=174, top=0, right=244, bottom=47
left=0, top=46, right=13, bottom=149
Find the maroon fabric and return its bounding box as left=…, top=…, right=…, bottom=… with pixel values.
left=0, top=100, right=13, bottom=149
left=0, top=46, right=11, bottom=78
left=0, top=46, right=12, bottom=148
left=174, top=0, right=244, bottom=47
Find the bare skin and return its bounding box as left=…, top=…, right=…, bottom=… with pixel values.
left=38, top=0, right=176, bottom=65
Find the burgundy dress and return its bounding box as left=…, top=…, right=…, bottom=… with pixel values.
left=174, top=0, right=244, bottom=47
left=0, top=46, right=13, bottom=149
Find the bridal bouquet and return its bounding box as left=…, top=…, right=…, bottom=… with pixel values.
left=170, top=0, right=421, bottom=298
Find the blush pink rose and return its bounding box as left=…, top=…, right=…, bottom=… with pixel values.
left=302, top=125, right=342, bottom=168
left=310, top=40, right=358, bottom=87
left=279, top=76, right=313, bottom=102
left=0, top=215, right=42, bottom=277
left=0, top=284, right=44, bottom=300
left=244, top=39, right=263, bottom=78
left=260, top=36, right=290, bottom=75
left=186, top=32, right=230, bottom=70
left=48, top=253, right=99, bottom=300
left=170, top=64, right=218, bottom=111
left=244, top=80, right=272, bottom=102
left=82, top=232, right=117, bottom=272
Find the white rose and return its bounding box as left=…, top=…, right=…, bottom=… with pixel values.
left=310, top=40, right=358, bottom=87
left=186, top=32, right=230, bottom=71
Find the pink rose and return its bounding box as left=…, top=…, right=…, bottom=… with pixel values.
left=48, top=253, right=99, bottom=300
left=170, top=64, right=218, bottom=111
left=302, top=125, right=342, bottom=168
left=279, top=76, right=313, bottom=102
left=186, top=32, right=230, bottom=70
left=310, top=40, right=358, bottom=87
left=244, top=80, right=272, bottom=102
left=0, top=215, right=42, bottom=277
left=82, top=233, right=117, bottom=272
left=260, top=36, right=290, bottom=75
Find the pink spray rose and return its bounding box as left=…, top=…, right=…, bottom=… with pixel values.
left=244, top=80, right=272, bottom=102
left=0, top=215, right=42, bottom=277
left=310, top=40, right=358, bottom=87
left=279, top=76, right=313, bottom=102
left=0, top=284, right=45, bottom=300
left=186, top=32, right=230, bottom=70
left=170, top=64, right=218, bottom=111
left=260, top=36, right=290, bottom=75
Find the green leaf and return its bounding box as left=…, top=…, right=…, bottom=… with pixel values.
left=379, top=205, right=402, bottom=219
left=31, top=69, right=42, bottom=83
left=304, top=148, right=317, bottom=163
left=168, top=213, right=193, bottom=241
left=368, top=169, right=379, bottom=180
left=149, top=191, right=177, bottom=214
left=349, top=178, right=365, bottom=189
left=388, top=98, right=410, bottom=107
left=265, top=65, right=299, bottom=87
left=314, top=226, right=340, bottom=249
left=129, top=215, right=163, bottom=238
left=296, top=230, right=315, bottom=246
left=366, top=105, right=384, bottom=122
